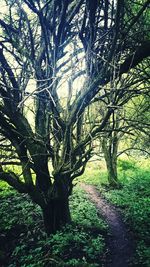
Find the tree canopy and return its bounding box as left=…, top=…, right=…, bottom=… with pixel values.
left=0, top=0, right=150, bottom=234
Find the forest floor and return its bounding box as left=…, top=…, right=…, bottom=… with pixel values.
left=0, top=183, right=107, bottom=267
left=81, top=183, right=135, bottom=267
left=0, top=159, right=150, bottom=266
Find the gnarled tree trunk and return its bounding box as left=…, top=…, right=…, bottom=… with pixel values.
left=41, top=176, right=72, bottom=235
left=42, top=197, right=71, bottom=235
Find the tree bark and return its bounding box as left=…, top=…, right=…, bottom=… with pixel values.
left=42, top=197, right=71, bottom=235
left=102, top=137, right=119, bottom=188
left=106, top=156, right=119, bottom=187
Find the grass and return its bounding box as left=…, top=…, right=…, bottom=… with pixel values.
left=0, top=183, right=107, bottom=267
left=81, top=158, right=150, bottom=267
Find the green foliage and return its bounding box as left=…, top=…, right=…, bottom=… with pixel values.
left=0, top=180, right=14, bottom=197
left=70, top=187, right=107, bottom=231
left=0, top=190, right=41, bottom=231
left=103, top=167, right=150, bottom=267
left=0, top=184, right=106, bottom=267
left=79, top=167, right=108, bottom=186
left=135, top=241, right=150, bottom=267
left=41, top=225, right=104, bottom=266
left=118, top=159, right=137, bottom=171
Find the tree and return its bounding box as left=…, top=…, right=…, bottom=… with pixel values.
left=100, top=94, right=150, bottom=187
left=0, top=0, right=150, bottom=234
left=100, top=71, right=150, bottom=187
left=78, top=0, right=150, bottom=187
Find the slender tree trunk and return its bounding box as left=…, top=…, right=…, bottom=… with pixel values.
left=106, top=155, right=119, bottom=187
left=42, top=197, right=71, bottom=235
left=102, top=137, right=120, bottom=188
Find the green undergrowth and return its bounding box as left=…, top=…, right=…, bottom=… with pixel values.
left=0, top=183, right=107, bottom=267
left=103, top=168, right=150, bottom=267
left=81, top=158, right=150, bottom=267
left=79, top=168, right=107, bottom=186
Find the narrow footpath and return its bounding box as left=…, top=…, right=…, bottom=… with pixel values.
left=80, top=183, right=135, bottom=267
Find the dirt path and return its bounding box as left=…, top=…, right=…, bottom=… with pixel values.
left=80, top=183, right=135, bottom=267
